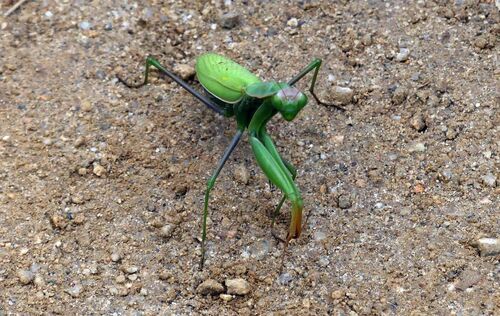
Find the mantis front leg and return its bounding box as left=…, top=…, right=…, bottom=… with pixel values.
left=249, top=132, right=303, bottom=241
left=259, top=130, right=297, bottom=238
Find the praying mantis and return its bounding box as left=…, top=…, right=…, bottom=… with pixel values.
left=118, top=53, right=343, bottom=269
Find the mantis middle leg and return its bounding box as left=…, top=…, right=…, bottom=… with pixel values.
left=200, top=129, right=244, bottom=270
left=287, top=58, right=345, bottom=111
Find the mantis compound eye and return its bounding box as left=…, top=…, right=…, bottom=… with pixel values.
left=272, top=86, right=308, bottom=121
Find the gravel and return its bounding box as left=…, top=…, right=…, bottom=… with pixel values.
left=17, top=270, right=34, bottom=285
left=0, top=0, right=497, bottom=314
left=395, top=48, right=410, bottom=62
left=332, top=86, right=354, bottom=104
left=225, top=278, right=251, bottom=295
left=219, top=12, right=240, bottom=29
left=197, top=279, right=225, bottom=295
left=473, top=238, right=500, bottom=256
left=337, top=194, right=352, bottom=209
left=481, top=173, right=497, bottom=187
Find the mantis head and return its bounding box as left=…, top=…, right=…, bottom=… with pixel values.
left=272, top=85, right=308, bottom=121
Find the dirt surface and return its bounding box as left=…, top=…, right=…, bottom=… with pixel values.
left=0, top=0, right=499, bottom=315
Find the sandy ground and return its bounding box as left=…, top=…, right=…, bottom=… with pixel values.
left=0, top=0, right=499, bottom=315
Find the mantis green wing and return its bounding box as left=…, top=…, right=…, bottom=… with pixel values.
left=196, top=53, right=261, bottom=104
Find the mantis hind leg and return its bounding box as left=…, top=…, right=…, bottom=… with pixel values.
left=200, top=129, right=244, bottom=270
left=117, top=56, right=226, bottom=115
left=287, top=58, right=345, bottom=112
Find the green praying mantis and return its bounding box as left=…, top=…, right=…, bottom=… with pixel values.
left=118, top=53, right=344, bottom=270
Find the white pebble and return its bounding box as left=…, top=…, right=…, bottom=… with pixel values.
left=226, top=278, right=251, bottom=295
left=474, top=238, right=500, bottom=256
left=79, top=21, right=92, bottom=30
left=481, top=173, right=497, bottom=187
left=287, top=18, right=299, bottom=28
left=396, top=48, right=410, bottom=62
left=409, top=142, right=426, bottom=153
left=17, top=270, right=34, bottom=285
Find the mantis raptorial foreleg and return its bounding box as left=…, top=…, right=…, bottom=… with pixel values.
left=258, top=130, right=298, bottom=240
left=270, top=158, right=297, bottom=242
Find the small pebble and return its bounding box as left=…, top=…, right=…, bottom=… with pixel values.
left=302, top=298, right=311, bottom=308
left=173, top=64, right=195, bottom=80
left=233, top=164, right=250, bottom=185
left=414, top=183, right=425, bottom=193
left=81, top=100, right=93, bottom=112
left=73, top=213, right=85, bottom=225
left=225, top=278, right=251, bottom=295
left=455, top=269, right=482, bottom=291
left=481, top=173, right=497, bottom=187
left=104, top=23, right=113, bottom=31
left=483, top=151, right=492, bottom=159
left=118, top=287, right=129, bottom=296
left=197, top=279, right=224, bottom=295
left=472, top=238, right=500, bottom=256
left=395, top=48, right=410, bottom=62
left=128, top=274, right=138, bottom=281
left=219, top=12, right=240, bottom=29
left=159, top=224, right=176, bottom=238
left=71, top=195, right=84, bottom=204
left=111, top=252, right=122, bottom=262
left=445, top=127, right=458, bottom=140
left=287, top=18, right=298, bottom=28
left=93, top=164, right=106, bottom=177
left=34, top=275, right=45, bottom=287
left=361, top=33, right=372, bottom=46
left=410, top=113, right=427, bottom=132
left=17, top=270, right=34, bottom=285
left=65, top=284, right=82, bottom=298
left=249, top=239, right=270, bottom=259
left=438, top=169, right=453, bottom=182
left=42, top=138, right=53, bottom=146
left=313, top=230, right=327, bottom=241
left=374, top=202, right=385, bottom=209
left=392, top=86, right=408, bottom=104
left=220, top=294, right=233, bottom=302
left=474, top=36, right=488, bottom=49
left=318, top=256, right=329, bottom=267
left=74, top=137, right=85, bottom=148
left=332, top=86, right=354, bottom=104
left=331, top=289, right=345, bottom=300
left=409, top=142, right=426, bottom=153
left=278, top=273, right=293, bottom=285
left=50, top=214, right=68, bottom=229
left=122, top=266, right=139, bottom=274
left=116, top=275, right=126, bottom=284
left=337, top=194, right=352, bottom=209
left=79, top=21, right=92, bottom=30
